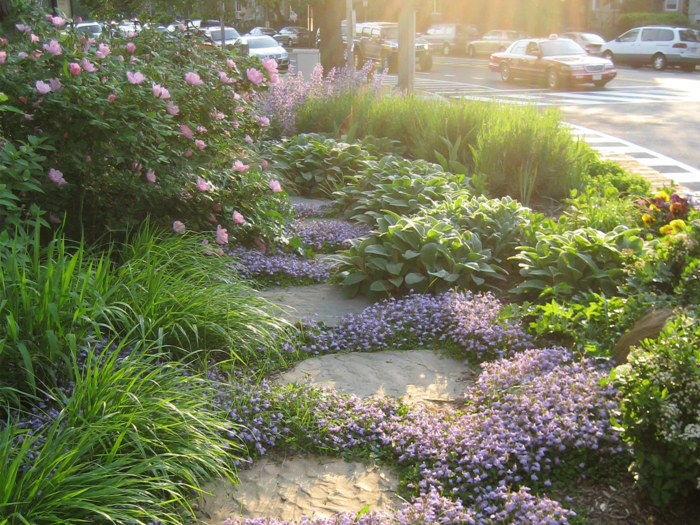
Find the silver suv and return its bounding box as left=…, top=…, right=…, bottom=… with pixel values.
left=601, top=26, right=699, bottom=71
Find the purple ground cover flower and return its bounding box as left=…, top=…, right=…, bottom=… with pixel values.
left=287, top=219, right=372, bottom=252
left=229, top=247, right=335, bottom=285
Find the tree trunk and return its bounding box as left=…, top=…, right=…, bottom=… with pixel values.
left=316, top=0, right=344, bottom=74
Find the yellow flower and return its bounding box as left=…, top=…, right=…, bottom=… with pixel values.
left=642, top=214, right=655, bottom=227
left=669, top=219, right=686, bottom=232
left=654, top=190, right=670, bottom=202
left=649, top=204, right=660, bottom=212
left=659, top=225, right=672, bottom=235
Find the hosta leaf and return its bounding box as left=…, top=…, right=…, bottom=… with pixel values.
left=405, top=273, right=426, bottom=285
left=388, top=276, right=404, bottom=287
left=420, top=243, right=439, bottom=267
left=385, top=262, right=404, bottom=275
left=370, top=280, right=393, bottom=292
left=344, top=273, right=368, bottom=286
left=404, top=250, right=420, bottom=260
left=364, top=244, right=391, bottom=257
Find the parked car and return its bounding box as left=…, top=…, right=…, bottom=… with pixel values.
left=354, top=22, right=433, bottom=72
left=203, top=26, right=241, bottom=48
left=421, top=23, right=479, bottom=56
left=274, top=26, right=313, bottom=48
left=601, top=26, right=700, bottom=71
left=75, top=21, right=103, bottom=36
left=489, top=36, right=617, bottom=89
left=234, top=36, right=289, bottom=70
left=560, top=32, right=606, bottom=56
left=247, top=26, right=277, bottom=37
left=467, top=30, right=529, bottom=58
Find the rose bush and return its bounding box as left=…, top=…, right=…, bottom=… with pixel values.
left=0, top=2, right=289, bottom=245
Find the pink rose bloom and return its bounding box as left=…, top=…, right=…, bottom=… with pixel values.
left=246, top=68, right=264, bottom=85
left=0, top=51, right=6, bottom=65
left=45, top=14, right=54, bottom=21
left=196, top=177, right=210, bottom=191
left=126, top=71, right=145, bottom=84
left=108, top=93, right=116, bottom=102
left=232, top=160, right=249, bottom=172
left=77, top=17, right=82, bottom=23
left=166, top=102, right=179, bottom=115
left=126, top=42, right=136, bottom=53
left=146, top=168, right=156, bottom=183
left=30, top=34, right=39, bottom=43
left=158, top=87, right=170, bottom=99
left=15, top=24, right=31, bottom=32
left=227, top=58, right=236, bottom=68
left=269, top=179, right=282, bottom=193
left=208, top=214, right=217, bottom=223
left=262, top=160, right=268, bottom=169
left=48, top=78, right=62, bottom=92
left=23, top=113, right=32, bottom=121
left=81, top=57, right=97, bottom=72
left=18, top=51, right=28, bottom=59
left=254, top=238, right=267, bottom=254
left=180, top=124, right=193, bottom=139
left=231, top=90, right=241, bottom=100
left=244, top=134, right=253, bottom=144
left=69, top=62, right=81, bottom=76
left=232, top=211, right=244, bottom=224
left=261, top=57, right=278, bottom=74
left=173, top=221, right=186, bottom=234
left=194, top=139, right=206, bottom=150
left=86, top=156, right=91, bottom=162
left=260, top=116, right=270, bottom=126
left=178, top=24, right=186, bottom=31
left=95, top=43, right=110, bottom=59
left=19, top=96, right=26, bottom=104
left=184, top=150, right=193, bottom=157
left=185, top=72, right=203, bottom=86
left=196, top=125, right=207, bottom=134
left=219, top=71, right=231, bottom=83
left=232, top=119, right=239, bottom=129
left=213, top=202, right=222, bottom=212
left=48, top=168, right=67, bottom=185
left=36, top=80, right=51, bottom=94
left=127, top=31, right=137, bottom=38
left=152, top=83, right=165, bottom=97
left=269, top=73, right=279, bottom=84
left=43, top=39, right=61, bottom=56
left=215, top=225, right=228, bottom=245
left=51, top=17, right=66, bottom=27
left=49, top=212, right=61, bottom=224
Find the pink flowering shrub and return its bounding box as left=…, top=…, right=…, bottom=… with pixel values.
left=0, top=2, right=283, bottom=244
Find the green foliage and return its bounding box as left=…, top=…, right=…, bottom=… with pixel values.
left=677, top=258, right=700, bottom=306
left=585, top=158, right=651, bottom=197
left=563, top=185, right=639, bottom=232
left=0, top=344, right=240, bottom=525
left=610, top=312, right=700, bottom=507
left=334, top=155, right=471, bottom=225
left=265, top=134, right=374, bottom=197
left=334, top=213, right=504, bottom=301
left=617, top=12, right=691, bottom=33
left=511, top=226, right=646, bottom=299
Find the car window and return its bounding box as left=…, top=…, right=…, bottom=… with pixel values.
left=245, top=36, right=279, bottom=49
left=657, top=28, right=674, bottom=41
left=510, top=41, right=528, bottom=54
left=456, top=25, right=467, bottom=36
left=619, top=29, right=640, bottom=42
left=507, top=31, right=521, bottom=39
left=641, top=28, right=658, bottom=41
left=526, top=41, right=539, bottom=55
left=445, top=26, right=456, bottom=36
left=383, top=27, right=398, bottom=40
left=540, top=39, right=586, bottom=56
left=362, top=27, right=371, bottom=37
left=77, top=24, right=101, bottom=34
left=484, top=31, right=498, bottom=39
left=680, top=29, right=700, bottom=42
left=371, top=28, right=380, bottom=38
left=210, top=29, right=240, bottom=41
left=426, top=26, right=437, bottom=35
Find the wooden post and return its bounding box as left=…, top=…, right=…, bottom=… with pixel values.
left=346, top=0, right=354, bottom=69
left=398, top=1, right=416, bottom=91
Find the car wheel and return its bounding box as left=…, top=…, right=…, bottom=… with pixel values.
left=499, top=62, right=513, bottom=83
left=443, top=42, right=451, bottom=56
left=602, top=50, right=614, bottom=63
left=546, top=68, right=561, bottom=90
left=593, top=80, right=608, bottom=88
left=419, top=53, right=433, bottom=72
left=652, top=53, right=666, bottom=71
left=681, top=63, right=696, bottom=72
left=288, top=38, right=293, bottom=48
left=467, top=45, right=476, bottom=58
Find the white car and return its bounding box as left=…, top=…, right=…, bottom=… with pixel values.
left=203, top=26, right=241, bottom=47
left=234, top=36, right=289, bottom=70
left=76, top=21, right=103, bottom=37
left=601, top=26, right=700, bottom=71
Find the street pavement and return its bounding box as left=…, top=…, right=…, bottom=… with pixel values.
left=381, top=55, right=700, bottom=183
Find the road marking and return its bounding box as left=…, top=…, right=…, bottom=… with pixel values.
left=444, top=74, right=456, bottom=77
left=472, top=76, right=483, bottom=79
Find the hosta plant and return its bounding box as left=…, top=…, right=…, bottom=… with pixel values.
left=511, top=225, right=646, bottom=299
left=334, top=213, right=504, bottom=301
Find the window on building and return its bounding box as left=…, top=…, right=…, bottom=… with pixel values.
left=665, top=0, right=679, bottom=11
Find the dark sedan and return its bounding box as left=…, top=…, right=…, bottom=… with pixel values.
left=489, top=36, right=617, bottom=89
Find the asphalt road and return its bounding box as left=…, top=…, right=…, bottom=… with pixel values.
left=384, top=55, right=700, bottom=172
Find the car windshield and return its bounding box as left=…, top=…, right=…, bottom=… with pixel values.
left=246, top=36, right=279, bottom=49
left=77, top=24, right=101, bottom=34
left=581, top=33, right=605, bottom=44
left=383, top=27, right=399, bottom=40
left=540, top=39, right=586, bottom=56
left=210, top=29, right=240, bottom=41
left=679, top=29, right=700, bottom=42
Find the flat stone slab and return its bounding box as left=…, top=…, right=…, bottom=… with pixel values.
left=289, top=196, right=333, bottom=207
left=276, top=350, right=476, bottom=407
left=259, top=284, right=371, bottom=327
left=197, top=455, right=400, bottom=523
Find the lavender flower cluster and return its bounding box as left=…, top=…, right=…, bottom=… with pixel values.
left=224, top=486, right=573, bottom=525
left=229, top=247, right=335, bottom=286
left=287, top=219, right=373, bottom=253
left=285, top=291, right=529, bottom=358
left=293, top=202, right=342, bottom=219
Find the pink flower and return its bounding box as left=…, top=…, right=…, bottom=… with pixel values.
left=95, top=43, right=110, bottom=59
left=247, top=68, right=264, bottom=85
left=51, top=17, right=66, bottom=27
left=261, top=57, right=278, bottom=74
left=48, top=168, right=67, bottom=185
left=86, top=156, right=91, bottom=162
left=166, top=102, right=179, bottom=115
left=231, top=90, right=241, bottom=100
left=185, top=72, right=203, bottom=86
left=194, top=139, right=206, bottom=150
left=152, top=83, right=169, bottom=98
left=146, top=168, right=156, bottom=183
left=184, top=150, right=193, bottom=157
left=216, top=248, right=224, bottom=256
left=260, top=116, right=270, bottom=126
left=43, top=39, right=61, bottom=56
left=127, top=31, right=137, bottom=38
left=36, top=80, right=51, bottom=94
left=126, top=42, right=136, bottom=54
left=15, top=24, right=31, bottom=32
left=254, top=238, right=267, bottom=253
left=49, top=212, right=61, bottom=224
left=19, top=96, right=26, bottom=104
left=232, top=119, right=239, bottom=129
left=69, top=62, right=81, bottom=76
left=82, top=37, right=95, bottom=52
left=213, top=202, right=222, bottom=212
left=108, top=93, right=116, bottom=102
left=262, top=160, right=268, bottom=169
left=202, top=239, right=209, bottom=245
left=196, top=177, right=210, bottom=191
left=32, top=97, right=43, bottom=107
left=81, top=57, right=97, bottom=72
left=30, top=34, right=39, bottom=43
left=48, top=78, right=62, bottom=92
left=23, top=113, right=32, bottom=121
left=178, top=24, right=186, bottom=31
left=269, top=179, right=282, bottom=193
left=0, top=51, right=6, bottom=65
left=215, top=225, right=228, bottom=245
left=196, top=125, right=207, bottom=134
left=227, top=58, right=236, bottom=68
left=232, top=160, right=249, bottom=172
left=244, top=134, right=253, bottom=144
left=180, top=124, right=193, bottom=138
left=173, top=221, right=186, bottom=234
left=17, top=51, right=28, bottom=59
left=127, top=71, right=145, bottom=84
left=269, top=73, right=279, bottom=84
left=232, top=211, right=244, bottom=224
left=77, top=17, right=82, bottom=23
left=208, top=214, right=217, bottom=223
left=45, top=14, right=54, bottom=21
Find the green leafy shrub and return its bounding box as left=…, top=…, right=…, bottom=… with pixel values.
left=334, top=213, right=503, bottom=301
left=610, top=312, right=700, bottom=506
left=617, top=12, right=690, bottom=33
left=676, top=258, right=700, bottom=305
left=586, top=158, right=651, bottom=197
left=334, top=155, right=471, bottom=225
left=563, top=186, right=640, bottom=232
left=266, top=134, right=373, bottom=197
left=511, top=226, right=646, bottom=299
left=1, top=3, right=284, bottom=243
